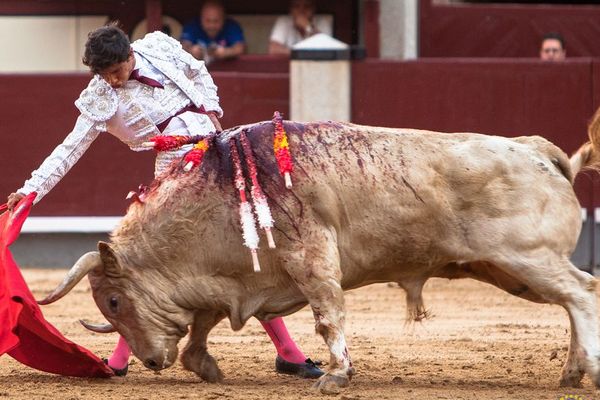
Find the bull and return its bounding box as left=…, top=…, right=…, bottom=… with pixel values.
left=40, top=112, right=600, bottom=393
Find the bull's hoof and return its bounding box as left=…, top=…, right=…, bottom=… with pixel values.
left=559, top=378, right=583, bottom=388
left=559, top=368, right=584, bottom=388
left=275, top=356, right=324, bottom=379
left=181, top=351, right=223, bottom=383
left=313, top=372, right=350, bottom=395
left=103, top=358, right=128, bottom=377
left=199, top=360, right=224, bottom=383
left=592, top=372, right=600, bottom=389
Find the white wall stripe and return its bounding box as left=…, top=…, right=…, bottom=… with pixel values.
left=21, top=217, right=122, bottom=233
left=579, top=208, right=600, bottom=222
left=16, top=208, right=595, bottom=233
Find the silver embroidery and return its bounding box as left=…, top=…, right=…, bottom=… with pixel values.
left=131, top=31, right=222, bottom=116
left=74, top=75, right=118, bottom=122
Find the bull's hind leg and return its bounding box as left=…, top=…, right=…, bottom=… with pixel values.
left=181, top=310, right=226, bottom=382
left=283, top=226, right=354, bottom=394
left=495, top=256, right=600, bottom=388
left=561, top=313, right=586, bottom=387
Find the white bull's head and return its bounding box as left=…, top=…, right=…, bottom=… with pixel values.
left=39, top=241, right=192, bottom=372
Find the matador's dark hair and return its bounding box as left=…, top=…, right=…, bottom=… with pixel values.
left=82, top=22, right=131, bottom=73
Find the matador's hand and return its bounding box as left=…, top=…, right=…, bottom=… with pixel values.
left=7, top=192, right=24, bottom=211
left=208, top=112, right=223, bottom=133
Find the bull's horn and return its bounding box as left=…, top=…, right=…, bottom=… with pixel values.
left=79, top=319, right=116, bottom=333
left=37, top=251, right=102, bottom=305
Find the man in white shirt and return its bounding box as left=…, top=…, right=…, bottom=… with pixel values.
left=268, top=0, right=333, bottom=55
left=7, top=24, right=322, bottom=380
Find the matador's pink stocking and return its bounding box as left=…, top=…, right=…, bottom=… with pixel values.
left=107, top=335, right=130, bottom=370
left=260, top=317, right=306, bottom=363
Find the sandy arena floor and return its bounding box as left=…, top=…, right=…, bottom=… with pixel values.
left=1, top=269, right=599, bottom=400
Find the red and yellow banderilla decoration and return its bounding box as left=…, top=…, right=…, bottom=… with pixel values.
left=182, top=138, right=210, bottom=171
left=142, top=134, right=212, bottom=171
left=272, top=112, right=293, bottom=189
left=142, top=135, right=203, bottom=151
left=229, top=138, right=262, bottom=272
left=240, top=130, right=276, bottom=248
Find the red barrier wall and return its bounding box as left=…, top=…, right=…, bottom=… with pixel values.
left=3, top=58, right=600, bottom=215
left=420, top=1, right=600, bottom=58
left=352, top=58, right=600, bottom=209
left=352, top=58, right=592, bottom=150
left=589, top=60, right=600, bottom=209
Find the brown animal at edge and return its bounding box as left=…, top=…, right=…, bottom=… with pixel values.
left=39, top=109, right=600, bottom=393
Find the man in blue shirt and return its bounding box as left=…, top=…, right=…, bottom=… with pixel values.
left=181, top=0, right=245, bottom=64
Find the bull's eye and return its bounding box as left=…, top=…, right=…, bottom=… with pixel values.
left=109, top=296, right=119, bottom=312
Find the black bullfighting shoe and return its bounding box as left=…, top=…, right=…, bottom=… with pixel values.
left=275, top=356, right=324, bottom=378
left=103, top=358, right=129, bottom=377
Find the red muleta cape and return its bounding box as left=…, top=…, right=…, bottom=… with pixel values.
left=0, top=193, right=113, bottom=377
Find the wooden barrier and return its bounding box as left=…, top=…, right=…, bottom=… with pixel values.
left=419, top=0, right=600, bottom=58
left=352, top=58, right=600, bottom=209
left=2, top=58, right=600, bottom=215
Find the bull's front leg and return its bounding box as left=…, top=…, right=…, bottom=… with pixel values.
left=181, top=310, right=226, bottom=382
left=310, top=299, right=355, bottom=394
left=283, top=225, right=354, bottom=394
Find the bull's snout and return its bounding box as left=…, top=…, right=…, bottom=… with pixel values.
left=139, top=343, right=178, bottom=371
left=143, top=357, right=174, bottom=371
left=144, top=359, right=160, bottom=370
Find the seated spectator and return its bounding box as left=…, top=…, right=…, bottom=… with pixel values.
left=539, top=32, right=566, bottom=61
left=268, top=0, right=333, bottom=55
left=181, top=0, right=245, bottom=64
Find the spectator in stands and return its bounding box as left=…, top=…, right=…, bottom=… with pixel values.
left=268, top=0, right=333, bottom=55
left=539, top=32, right=566, bottom=61
left=181, top=0, right=245, bottom=64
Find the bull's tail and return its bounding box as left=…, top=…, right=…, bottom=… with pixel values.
left=570, top=106, right=600, bottom=176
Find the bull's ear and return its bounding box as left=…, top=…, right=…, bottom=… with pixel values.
left=98, top=241, right=122, bottom=277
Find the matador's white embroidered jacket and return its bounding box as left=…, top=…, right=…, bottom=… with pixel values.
left=18, top=31, right=222, bottom=204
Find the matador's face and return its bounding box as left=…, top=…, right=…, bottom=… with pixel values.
left=99, top=50, right=136, bottom=89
